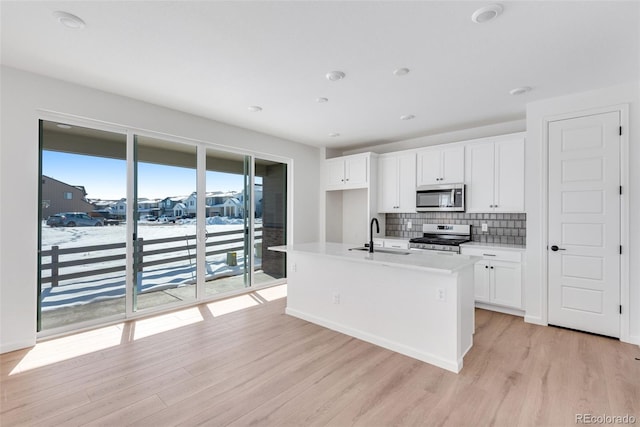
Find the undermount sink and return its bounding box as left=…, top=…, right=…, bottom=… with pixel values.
left=349, top=247, right=411, bottom=255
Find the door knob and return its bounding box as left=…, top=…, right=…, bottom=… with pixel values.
left=550, top=245, right=566, bottom=251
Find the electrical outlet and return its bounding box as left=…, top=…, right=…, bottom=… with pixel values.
left=437, top=288, right=446, bottom=301
left=292, top=263, right=297, bottom=272
left=406, top=221, right=412, bottom=230
left=333, top=293, right=341, bottom=304
left=481, top=223, right=488, bottom=232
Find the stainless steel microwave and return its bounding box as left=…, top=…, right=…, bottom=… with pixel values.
left=416, top=184, right=465, bottom=212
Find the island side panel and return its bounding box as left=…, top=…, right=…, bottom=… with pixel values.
left=457, top=265, right=475, bottom=365
left=286, top=251, right=467, bottom=373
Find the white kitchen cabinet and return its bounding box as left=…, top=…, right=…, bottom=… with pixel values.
left=324, top=152, right=381, bottom=246
left=377, top=152, right=416, bottom=213
left=325, top=153, right=369, bottom=190
left=416, top=145, right=464, bottom=186
left=473, top=260, right=491, bottom=301
left=465, top=134, right=525, bottom=212
left=460, top=246, right=523, bottom=310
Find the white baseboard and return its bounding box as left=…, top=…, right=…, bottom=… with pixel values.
left=1, top=339, right=35, bottom=355
left=475, top=302, right=525, bottom=317
left=524, top=314, right=546, bottom=326
left=285, top=307, right=462, bottom=373
left=623, top=334, right=640, bottom=346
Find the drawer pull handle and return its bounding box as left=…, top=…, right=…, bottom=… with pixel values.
left=483, top=253, right=496, bottom=257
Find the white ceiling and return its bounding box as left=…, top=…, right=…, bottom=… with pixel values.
left=1, top=1, right=638, bottom=149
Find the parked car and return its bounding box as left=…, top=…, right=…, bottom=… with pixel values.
left=141, top=215, right=157, bottom=221
left=158, top=215, right=176, bottom=223
left=90, top=210, right=121, bottom=226
left=47, top=212, right=104, bottom=227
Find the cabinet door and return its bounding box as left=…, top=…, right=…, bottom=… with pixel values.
left=378, top=156, right=399, bottom=212
left=465, top=141, right=495, bottom=212
left=345, top=155, right=368, bottom=188
left=441, top=146, right=464, bottom=183
left=325, top=158, right=345, bottom=189
left=416, top=149, right=442, bottom=186
left=494, top=138, right=525, bottom=212
left=491, top=260, right=522, bottom=308
left=397, top=153, right=416, bottom=212
left=473, top=260, right=491, bottom=302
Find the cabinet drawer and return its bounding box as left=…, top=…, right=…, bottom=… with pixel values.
left=383, top=239, right=410, bottom=250
left=460, top=247, right=522, bottom=262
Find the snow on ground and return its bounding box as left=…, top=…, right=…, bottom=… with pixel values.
left=40, top=217, right=262, bottom=310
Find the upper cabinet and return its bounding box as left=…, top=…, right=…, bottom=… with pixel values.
left=416, top=145, right=464, bottom=186
left=325, top=153, right=370, bottom=190
left=465, top=134, right=525, bottom=213
left=377, top=152, right=416, bottom=213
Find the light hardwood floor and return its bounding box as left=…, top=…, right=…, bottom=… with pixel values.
left=1, top=285, right=638, bottom=426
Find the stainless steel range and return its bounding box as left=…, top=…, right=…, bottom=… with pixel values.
left=409, top=224, right=471, bottom=254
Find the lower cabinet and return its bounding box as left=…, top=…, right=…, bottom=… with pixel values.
left=461, top=246, right=523, bottom=310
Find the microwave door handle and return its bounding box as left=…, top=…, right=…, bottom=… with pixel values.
left=451, top=189, right=455, bottom=206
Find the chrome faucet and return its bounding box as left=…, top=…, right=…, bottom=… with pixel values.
left=369, top=217, right=380, bottom=253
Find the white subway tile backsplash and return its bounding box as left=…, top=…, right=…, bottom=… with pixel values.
left=385, top=212, right=526, bottom=245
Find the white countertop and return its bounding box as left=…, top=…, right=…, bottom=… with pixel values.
left=269, top=242, right=481, bottom=274
left=460, top=242, right=526, bottom=251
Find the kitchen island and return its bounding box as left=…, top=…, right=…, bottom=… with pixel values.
left=270, top=242, right=480, bottom=373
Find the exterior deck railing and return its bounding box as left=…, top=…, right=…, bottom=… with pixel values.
left=40, top=227, right=262, bottom=287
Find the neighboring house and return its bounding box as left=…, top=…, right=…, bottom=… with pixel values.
left=220, top=197, right=243, bottom=217
left=159, top=196, right=186, bottom=216
left=173, top=202, right=186, bottom=218
left=113, top=199, right=127, bottom=219
left=204, top=189, right=263, bottom=218
left=136, top=198, right=161, bottom=219
left=90, top=199, right=118, bottom=213
left=183, top=192, right=197, bottom=217
left=41, top=175, right=95, bottom=219
left=205, top=191, right=225, bottom=207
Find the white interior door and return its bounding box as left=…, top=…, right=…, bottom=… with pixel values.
left=548, top=111, right=620, bottom=337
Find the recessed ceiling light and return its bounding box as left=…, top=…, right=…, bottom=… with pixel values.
left=509, top=86, right=532, bottom=96
left=400, top=115, right=416, bottom=121
left=248, top=105, right=263, bottom=112
left=329, top=133, right=341, bottom=137
left=56, top=124, right=72, bottom=129
left=326, top=71, right=346, bottom=82
left=316, top=97, right=329, bottom=103
left=471, top=4, right=503, bottom=24
left=393, top=68, right=410, bottom=76
left=53, top=11, right=86, bottom=29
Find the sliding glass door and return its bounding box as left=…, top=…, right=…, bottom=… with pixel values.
left=133, top=136, right=197, bottom=312
left=38, top=120, right=127, bottom=332
left=39, top=119, right=288, bottom=334
left=203, top=148, right=250, bottom=296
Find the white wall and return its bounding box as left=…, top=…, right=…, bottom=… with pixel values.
left=525, top=82, right=640, bottom=344
left=0, top=66, right=321, bottom=353
left=342, top=119, right=526, bottom=156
